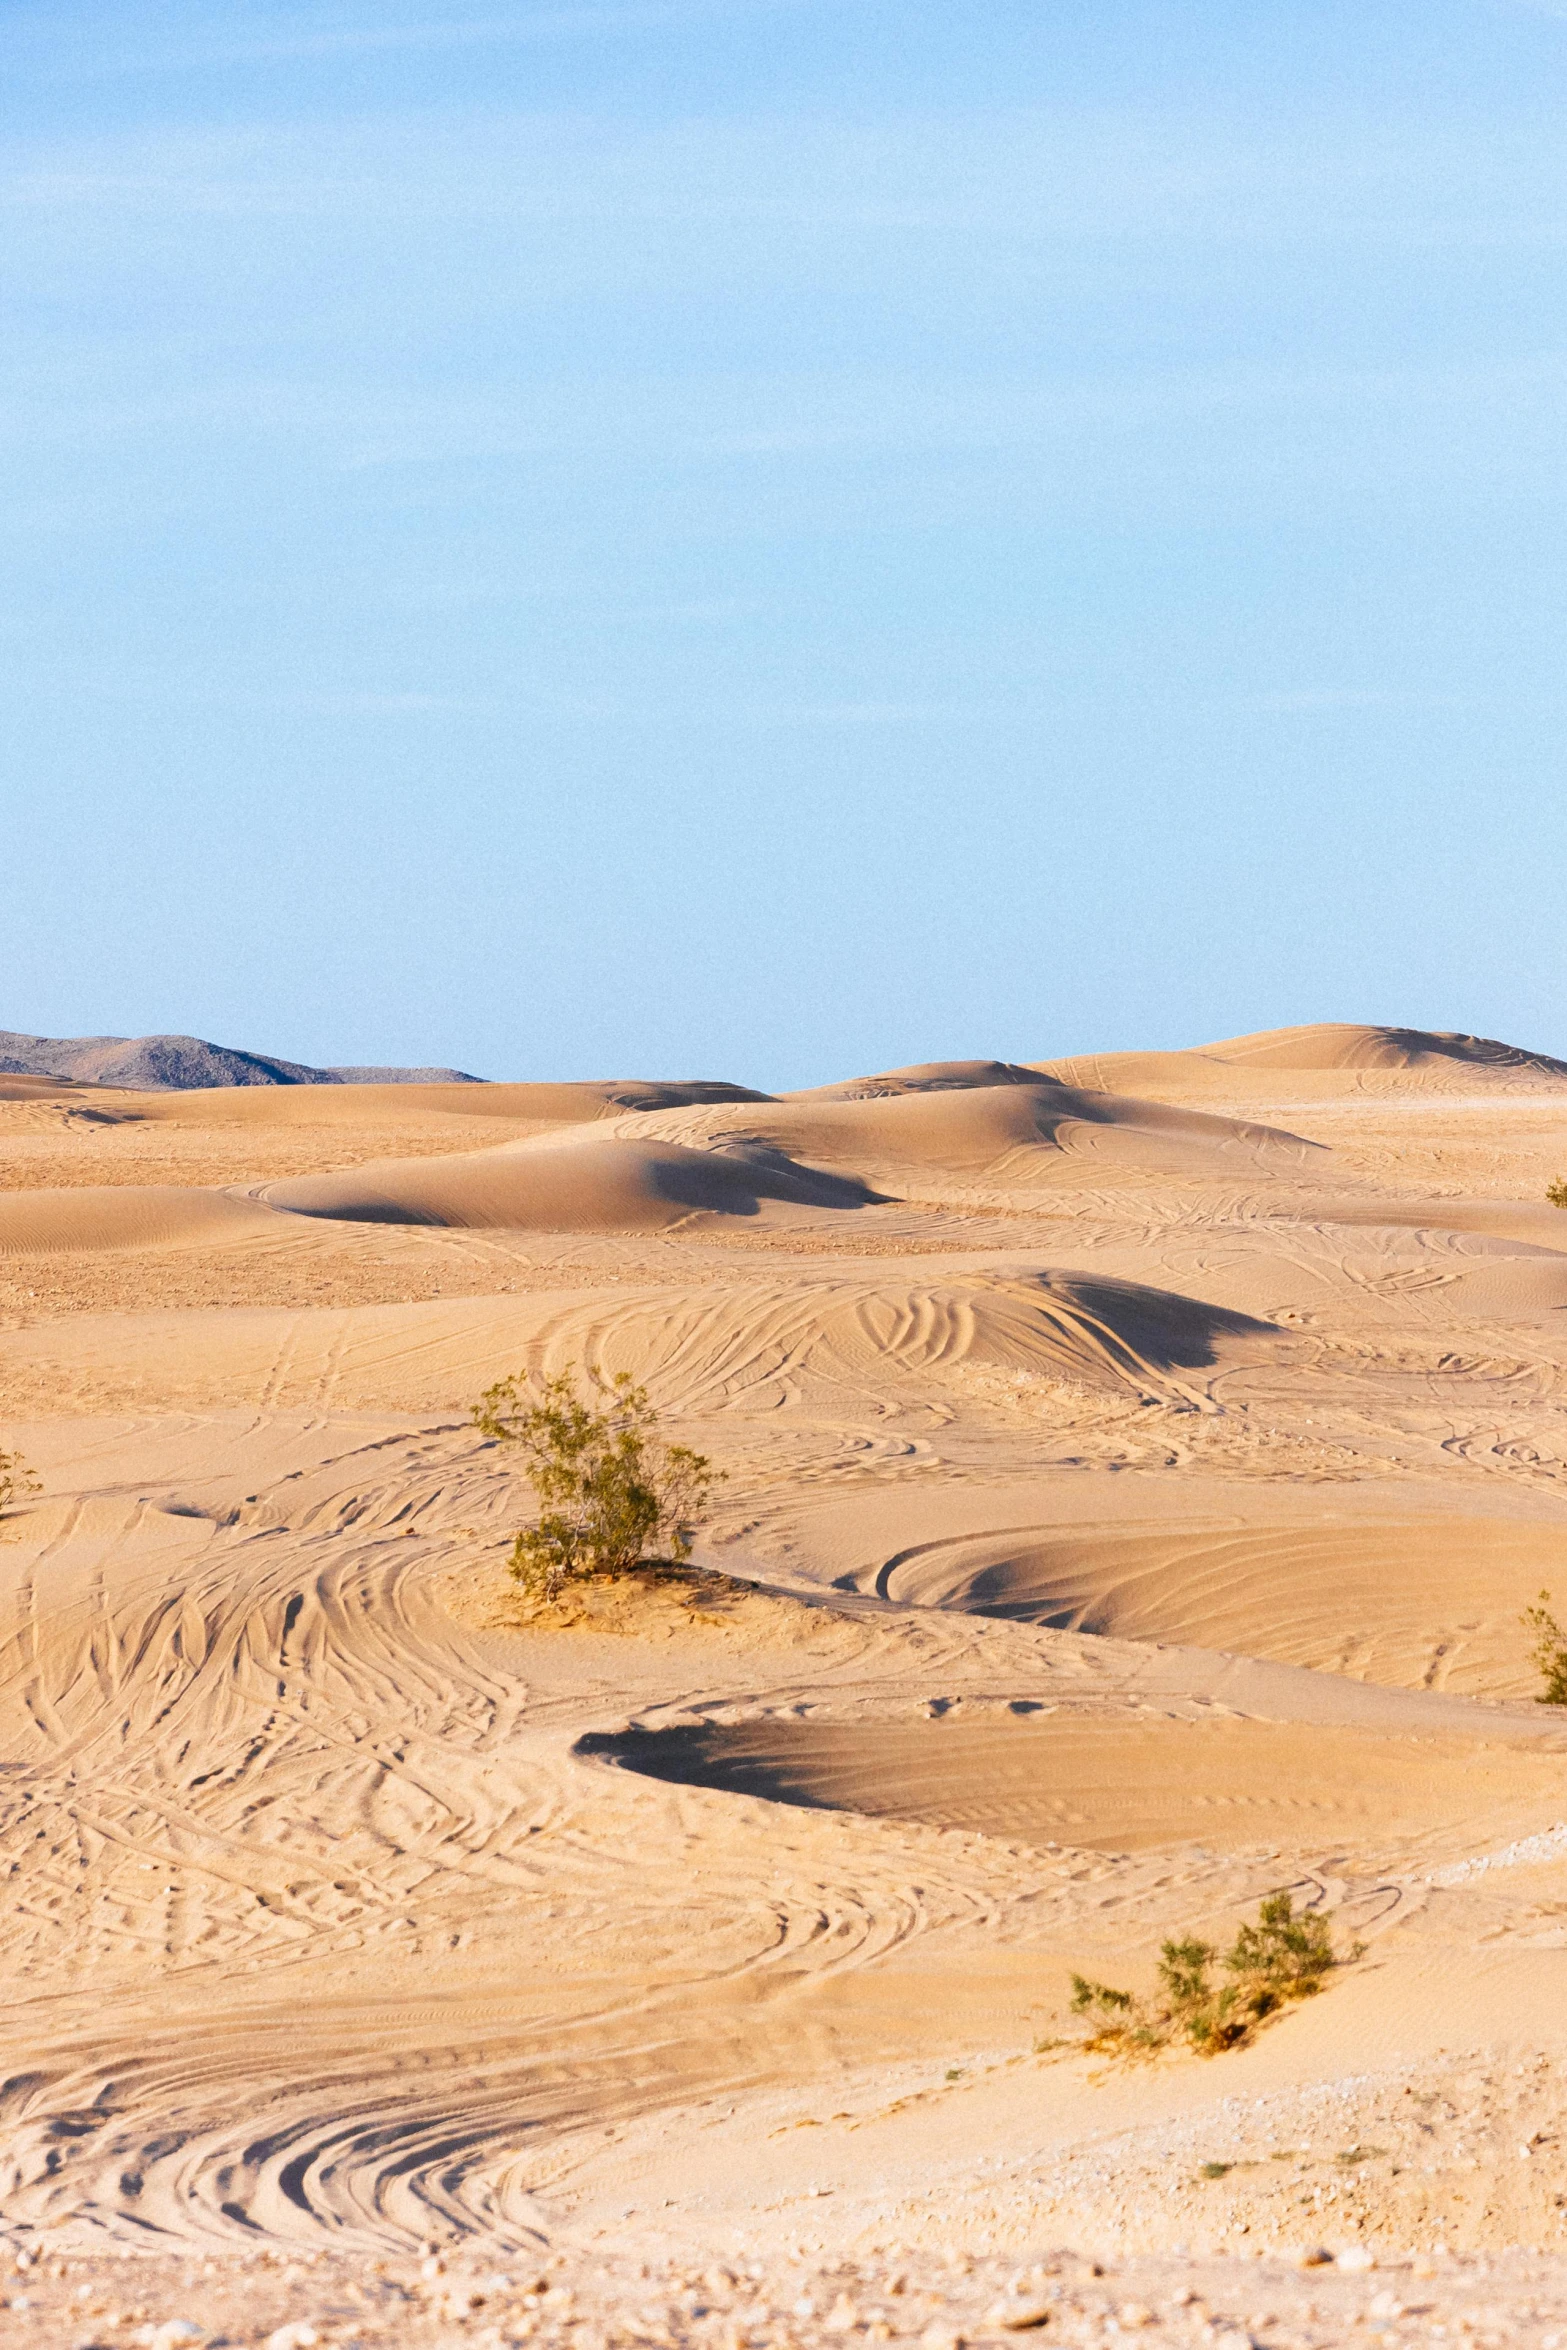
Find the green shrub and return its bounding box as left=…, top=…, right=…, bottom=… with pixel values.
left=0, top=1446, right=40, bottom=1523
left=473, top=1365, right=718, bottom=1604
left=1522, top=1589, right=1567, bottom=1705
left=1066, top=1892, right=1349, bottom=2062
left=1548, top=1178, right=1567, bottom=1208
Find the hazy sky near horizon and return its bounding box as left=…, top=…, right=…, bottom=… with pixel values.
left=6, top=0, right=1567, bottom=1086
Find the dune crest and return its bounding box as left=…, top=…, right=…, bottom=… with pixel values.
left=1204, top=1020, right=1567, bottom=1074
left=51, top=1074, right=773, bottom=1132
left=784, top=1058, right=1046, bottom=1100
left=1045, top=1020, right=1567, bottom=1097
left=627, top=1077, right=1323, bottom=1189
left=264, top=1129, right=886, bottom=1231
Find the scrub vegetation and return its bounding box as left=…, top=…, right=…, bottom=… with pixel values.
left=1065, top=1892, right=1352, bottom=2061
left=473, top=1366, right=718, bottom=1604
left=0, top=1445, right=40, bottom=1526
left=1522, top=1590, right=1567, bottom=1706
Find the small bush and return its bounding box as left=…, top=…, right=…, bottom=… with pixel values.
left=0, top=1446, right=40, bottom=1524
left=1522, top=1589, right=1567, bottom=1705
left=473, top=1365, right=718, bottom=1604
left=1066, top=1892, right=1348, bottom=2062
left=1548, top=1178, right=1567, bottom=1209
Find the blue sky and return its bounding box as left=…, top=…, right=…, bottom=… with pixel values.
left=5, top=0, right=1566, bottom=1085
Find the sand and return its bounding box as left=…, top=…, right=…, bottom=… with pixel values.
left=4, top=1019, right=1567, bottom=2333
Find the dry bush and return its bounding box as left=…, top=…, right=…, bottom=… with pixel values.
left=0, top=1445, right=41, bottom=1528
left=473, top=1365, right=718, bottom=1604
left=1548, top=1177, right=1567, bottom=1208
left=1065, top=1892, right=1350, bottom=2061
left=1522, top=1589, right=1567, bottom=1706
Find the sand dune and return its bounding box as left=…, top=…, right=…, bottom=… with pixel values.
left=868, top=1515, right=1567, bottom=1698
left=0, top=1072, right=116, bottom=1105
left=0, top=1182, right=284, bottom=1255
left=45, top=1074, right=771, bottom=1131
left=265, top=1129, right=885, bottom=1230
left=1207, top=1021, right=1567, bottom=1075
left=9, top=1079, right=1318, bottom=1246
left=1047, top=1021, right=1567, bottom=1099
left=0, top=1265, right=1280, bottom=1422
left=625, top=1077, right=1325, bottom=1190
left=1283, top=1193, right=1567, bottom=1256
left=594, top=1711, right=1565, bottom=1855
left=195, top=1075, right=1326, bottom=1212
left=784, top=1058, right=1046, bottom=1100
left=5, top=1029, right=1567, bottom=2271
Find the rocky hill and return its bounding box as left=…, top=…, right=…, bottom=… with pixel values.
left=0, top=1029, right=482, bottom=1089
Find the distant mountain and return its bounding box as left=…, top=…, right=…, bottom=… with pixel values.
left=325, top=1065, right=487, bottom=1086
left=0, top=1030, right=484, bottom=1090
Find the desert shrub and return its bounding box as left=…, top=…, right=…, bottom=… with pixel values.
left=472, top=1365, right=718, bottom=1604
left=0, top=1446, right=40, bottom=1524
left=1522, top=1589, right=1567, bottom=1705
left=1065, top=1892, right=1348, bottom=2062
left=1548, top=1178, right=1567, bottom=1208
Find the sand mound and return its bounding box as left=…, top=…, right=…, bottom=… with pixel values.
left=0, top=1266, right=1276, bottom=1418
left=587, top=1079, right=774, bottom=1108
left=0, top=1184, right=282, bottom=1255
left=1045, top=1023, right=1567, bottom=1097
left=0, top=1073, right=105, bottom=1104
left=1207, top=1022, right=1567, bottom=1074
left=642, top=1080, right=1322, bottom=1186
left=264, top=1131, right=885, bottom=1231
left=1204, top=1022, right=1567, bottom=1076
left=86, top=1075, right=771, bottom=1131
left=871, top=1515, right=1567, bottom=1699
left=785, top=1059, right=1046, bottom=1101
left=940, top=1267, right=1274, bottom=1388
left=1292, top=1195, right=1567, bottom=1258
left=1432, top=1253, right=1567, bottom=1318
left=589, top=1712, right=1556, bottom=1857
left=617, top=1264, right=1277, bottom=1414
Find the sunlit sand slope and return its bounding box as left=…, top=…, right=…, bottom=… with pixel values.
left=614, top=1082, right=1325, bottom=1200
left=870, top=1516, right=1567, bottom=1698
left=1046, top=1022, right=1567, bottom=1100
left=1205, top=1022, right=1567, bottom=1076
left=0, top=1184, right=285, bottom=1254
left=239, top=1078, right=1328, bottom=1231
left=595, top=1712, right=1564, bottom=1855
left=265, top=1130, right=886, bottom=1229
left=0, top=1266, right=1279, bottom=1418
left=0, top=1073, right=769, bottom=1128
